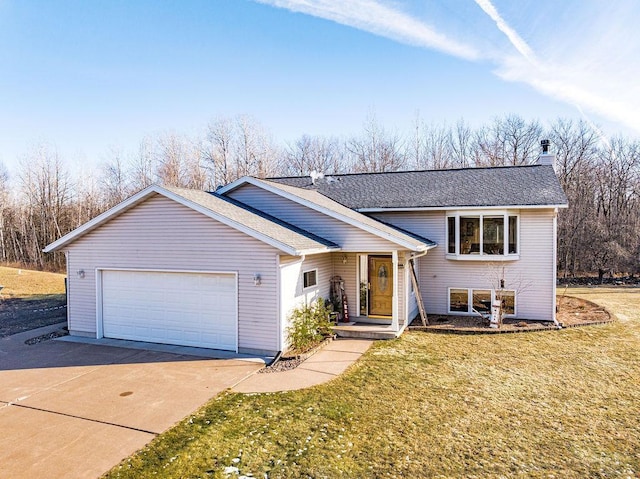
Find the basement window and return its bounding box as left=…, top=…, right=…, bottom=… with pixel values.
left=448, top=288, right=517, bottom=316
left=303, top=269, right=318, bottom=289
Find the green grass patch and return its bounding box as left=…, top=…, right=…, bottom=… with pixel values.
left=0, top=266, right=66, bottom=299
left=105, top=288, right=640, bottom=479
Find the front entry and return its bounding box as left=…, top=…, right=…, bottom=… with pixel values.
left=368, top=255, right=393, bottom=317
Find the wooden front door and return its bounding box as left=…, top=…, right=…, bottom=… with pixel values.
left=368, top=255, right=393, bottom=317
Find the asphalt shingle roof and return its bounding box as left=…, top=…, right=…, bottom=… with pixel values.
left=269, top=165, right=568, bottom=210
left=162, top=186, right=340, bottom=253
left=258, top=179, right=436, bottom=249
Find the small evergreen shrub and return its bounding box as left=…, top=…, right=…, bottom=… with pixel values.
left=286, top=297, right=333, bottom=353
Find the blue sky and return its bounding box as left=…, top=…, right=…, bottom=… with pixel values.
left=1, top=0, right=639, bottom=171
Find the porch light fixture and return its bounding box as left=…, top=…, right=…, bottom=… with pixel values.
left=253, top=273, right=261, bottom=286
left=77, top=270, right=85, bottom=279
left=342, top=254, right=348, bottom=264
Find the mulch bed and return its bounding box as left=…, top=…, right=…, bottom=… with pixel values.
left=409, top=295, right=612, bottom=334
left=259, top=335, right=335, bottom=374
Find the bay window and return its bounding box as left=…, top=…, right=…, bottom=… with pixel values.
left=446, top=212, right=519, bottom=259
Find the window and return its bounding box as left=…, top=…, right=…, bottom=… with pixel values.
left=447, top=217, right=456, bottom=254
left=449, top=288, right=469, bottom=312
left=446, top=212, right=519, bottom=259
left=303, top=269, right=317, bottom=289
left=500, top=290, right=515, bottom=315
left=472, top=289, right=492, bottom=314
left=508, top=216, right=518, bottom=254
left=448, top=288, right=516, bottom=316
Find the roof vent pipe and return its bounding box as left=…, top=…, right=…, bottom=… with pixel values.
left=541, top=139, right=550, bottom=154
left=310, top=171, right=324, bottom=185
left=537, top=139, right=556, bottom=172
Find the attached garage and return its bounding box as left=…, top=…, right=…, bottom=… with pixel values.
left=44, top=185, right=338, bottom=355
left=99, top=270, right=238, bottom=351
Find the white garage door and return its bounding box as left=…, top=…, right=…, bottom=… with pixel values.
left=101, top=270, right=237, bottom=351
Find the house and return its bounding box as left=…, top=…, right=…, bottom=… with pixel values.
left=44, top=152, right=568, bottom=356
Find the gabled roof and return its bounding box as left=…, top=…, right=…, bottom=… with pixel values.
left=218, top=177, right=436, bottom=251
left=267, top=165, right=569, bottom=211
left=44, top=185, right=340, bottom=256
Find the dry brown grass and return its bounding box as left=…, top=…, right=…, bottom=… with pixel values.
left=0, top=266, right=66, bottom=299
left=106, top=288, right=640, bottom=479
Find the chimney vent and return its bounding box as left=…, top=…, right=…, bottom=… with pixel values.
left=541, top=139, right=550, bottom=154
left=537, top=139, right=556, bottom=172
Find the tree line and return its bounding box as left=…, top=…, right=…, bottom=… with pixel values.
left=0, top=113, right=638, bottom=279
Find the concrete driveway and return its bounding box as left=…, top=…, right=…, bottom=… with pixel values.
left=0, top=324, right=263, bottom=479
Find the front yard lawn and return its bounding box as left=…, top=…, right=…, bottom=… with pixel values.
left=0, top=266, right=67, bottom=337
left=0, top=266, right=66, bottom=299
left=106, top=288, right=640, bottom=479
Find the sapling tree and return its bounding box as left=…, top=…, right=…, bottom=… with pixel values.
left=483, top=263, right=533, bottom=328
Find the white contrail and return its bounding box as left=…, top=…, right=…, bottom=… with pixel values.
left=472, top=0, right=623, bottom=138
left=255, top=0, right=480, bottom=60
left=257, top=0, right=640, bottom=135
left=473, top=0, right=538, bottom=65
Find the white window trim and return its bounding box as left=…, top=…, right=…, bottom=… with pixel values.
left=446, top=210, right=520, bottom=261
left=303, top=268, right=318, bottom=289
left=447, top=287, right=517, bottom=317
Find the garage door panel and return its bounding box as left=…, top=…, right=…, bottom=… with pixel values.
left=101, top=270, right=237, bottom=351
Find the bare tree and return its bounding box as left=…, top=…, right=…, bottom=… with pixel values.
left=0, top=163, right=9, bottom=262
left=203, top=117, right=236, bottom=187
left=347, top=113, right=405, bottom=172
left=18, top=144, right=72, bottom=269
left=101, top=147, right=130, bottom=207
left=476, top=115, right=543, bottom=166
left=285, top=135, right=346, bottom=176
left=130, top=136, right=156, bottom=191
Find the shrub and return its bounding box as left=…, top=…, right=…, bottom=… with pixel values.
left=286, top=297, right=333, bottom=353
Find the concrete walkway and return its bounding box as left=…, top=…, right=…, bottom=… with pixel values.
left=233, top=338, right=373, bottom=393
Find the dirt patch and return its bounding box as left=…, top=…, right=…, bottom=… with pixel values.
left=0, top=296, right=67, bottom=338
left=409, top=296, right=611, bottom=334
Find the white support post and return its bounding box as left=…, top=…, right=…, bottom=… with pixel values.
left=392, top=250, right=399, bottom=331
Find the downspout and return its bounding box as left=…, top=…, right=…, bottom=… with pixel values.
left=273, top=254, right=306, bottom=368
left=405, top=250, right=429, bottom=328
left=409, top=250, right=429, bottom=261
left=552, top=209, right=562, bottom=328
left=65, top=251, right=70, bottom=329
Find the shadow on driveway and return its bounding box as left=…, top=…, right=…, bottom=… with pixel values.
left=0, top=323, right=264, bottom=479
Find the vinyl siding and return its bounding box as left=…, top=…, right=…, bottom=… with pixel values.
left=279, top=253, right=333, bottom=349
left=64, top=194, right=281, bottom=354
left=371, top=209, right=557, bottom=321
left=227, top=184, right=401, bottom=252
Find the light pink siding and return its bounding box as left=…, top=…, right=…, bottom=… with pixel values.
left=371, top=209, right=557, bottom=321
left=227, top=184, right=401, bottom=252
left=64, top=194, right=281, bottom=354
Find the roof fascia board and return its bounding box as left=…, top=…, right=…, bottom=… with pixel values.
left=216, top=176, right=252, bottom=195
left=230, top=177, right=428, bottom=251
left=358, top=204, right=569, bottom=213
left=296, top=246, right=342, bottom=256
